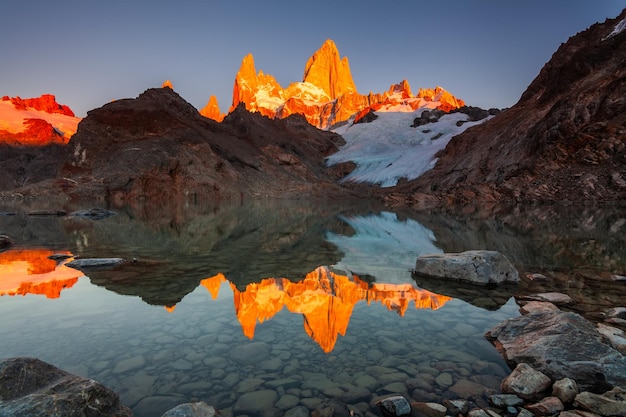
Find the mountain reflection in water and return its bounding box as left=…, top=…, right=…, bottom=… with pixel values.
left=200, top=269, right=450, bottom=352
left=0, top=249, right=450, bottom=353
left=0, top=249, right=79, bottom=298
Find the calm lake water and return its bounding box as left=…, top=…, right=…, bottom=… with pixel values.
left=1, top=199, right=624, bottom=417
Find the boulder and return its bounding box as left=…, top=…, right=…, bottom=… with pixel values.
left=414, top=250, right=519, bottom=285
left=486, top=311, right=626, bottom=392
left=574, top=387, right=626, bottom=417
left=549, top=378, right=579, bottom=406
left=375, top=395, right=411, bottom=417
left=501, top=363, right=552, bottom=401
left=0, top=357, right=131, bottom=416
left=524, top=396, right=564, bottom=416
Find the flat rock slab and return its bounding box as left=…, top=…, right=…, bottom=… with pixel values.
left=66, top=258, right=125, bottom=271
left=0, top=357, right=132, bottom=417
left=414, top=250, right=520, bottom=285
left=486, top=311, right=626, bottom=392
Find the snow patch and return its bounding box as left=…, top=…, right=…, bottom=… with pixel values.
left=0, top=100, right=80, bottom=136
left=328, top=107, right=490, bottom=187
left=603, top=17, right=626, bottom=40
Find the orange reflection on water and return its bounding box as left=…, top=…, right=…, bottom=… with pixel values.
left=200, top=267, right=451, bottom=353
left=0, top=249, right=80, bottom=298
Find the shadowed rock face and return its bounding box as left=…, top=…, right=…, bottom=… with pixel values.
left=0, top=357, right=132, bottom=417
left=39, top=87, right=358, bottom=200
left=392, top=8, right=626, bottom=204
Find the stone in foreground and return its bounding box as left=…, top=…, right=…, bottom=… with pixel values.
left=414, top=250, right=519, bottom=285
left=375, top=395, right=411, bottom=416
left=486, top=311, right=626, bottom=392
left=0, top=357, right=131, bottom=417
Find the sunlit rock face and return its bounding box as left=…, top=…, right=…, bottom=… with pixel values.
left=0, top=95, right=80, bottom=145
left=199, top=95, right=225, bottom=122
left=0, top=249, right=80, bottom=298
left=223, top=39, right=464, bottom=129
left=397, top=8, right=626, bottom=204
left=200, top=267, right=451, bottom=353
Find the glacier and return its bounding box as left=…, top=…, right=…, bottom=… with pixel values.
left=328, top=108, right=490, bottom=187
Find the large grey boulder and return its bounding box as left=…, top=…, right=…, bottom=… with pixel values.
left=486, top=311, right=626, bottom=392
left=414, top=250, right=519, bottom=285
left=0, top=357, right=132, bottom=417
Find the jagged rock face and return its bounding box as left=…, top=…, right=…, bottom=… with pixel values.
left=3, top=94, right=75, bottom=117
left=221, top=39, right=464, bottom=129
left=53, top=87, right=353, bottom=200
left=303, top=39, right=357, bottom=99
left=0, top=95, right=80, bottom=145
left=200, top=95, right=225, bottom=122
left=396, top=8, right=626, bottom=204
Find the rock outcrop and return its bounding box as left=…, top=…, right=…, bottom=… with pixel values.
left=0, top=357, right=132, bottom=416
left=486, top=310, right=626, bottom=393
left=222, top=39, right=464, bottom=129
left=394, top=8, right=626, bottom=204
left=46, top=87, right=354, bottom=200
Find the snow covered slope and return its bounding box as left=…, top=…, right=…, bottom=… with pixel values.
left=328, top=108, right=491, bottom=187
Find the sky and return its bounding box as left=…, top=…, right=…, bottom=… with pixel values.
left=1, top=1, right=625, bottom=117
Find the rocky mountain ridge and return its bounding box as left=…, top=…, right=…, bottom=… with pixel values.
left=390, top=9, right=626, bottom=205
left=226, top=39, right=464, bottom=129
left=48, top=87, right=357, bottom=200
left=0, top=94, right=80, bottom=145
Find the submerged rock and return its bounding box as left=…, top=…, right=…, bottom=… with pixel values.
left=161, top=401, right=216, bottom=417
left=68, top=208, right=117, bottom=221
left=66, top=258, right=125, bottom=271
left=0, top=357, right=131, bottom=417
left=414, top=250, right=520, bottom=285
left=375, top=395, right=411, bottom=417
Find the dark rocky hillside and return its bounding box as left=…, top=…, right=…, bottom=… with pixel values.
left=3, top=87, right=361, bottom=200
left=391, top=8, right=626, bottom=205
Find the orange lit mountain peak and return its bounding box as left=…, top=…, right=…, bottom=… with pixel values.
left=216, top=39, right=465, bottom=128
left=162, top=80, right=174, bottom=89
left=0, top=249, right=81, bottom=298
left=200, top=95, right=225, bottom=122
left=303, top=39, right=357, bottom=100
left=0, top=95, right=80, bottom=145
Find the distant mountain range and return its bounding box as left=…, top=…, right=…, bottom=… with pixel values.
left=216, top=39, right=465, bottom=129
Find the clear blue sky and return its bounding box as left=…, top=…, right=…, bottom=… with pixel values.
left=1, top=1, right=624, bottom=117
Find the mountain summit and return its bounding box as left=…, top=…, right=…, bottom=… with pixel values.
left=222, top=39, right=464, bottom=129
left=302, top=39, right=357, bottom=99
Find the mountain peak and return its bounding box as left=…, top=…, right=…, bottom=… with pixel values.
left=303, top=39, right=357, bottom=99
left=162, top=80, right=174, bottom=89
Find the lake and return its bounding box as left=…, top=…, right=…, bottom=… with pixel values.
left=1, top=199, right=624, bottom=417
